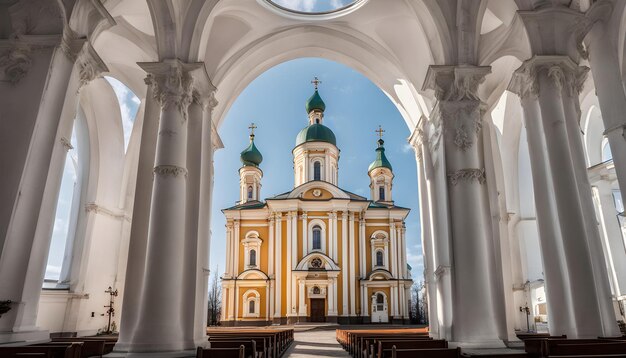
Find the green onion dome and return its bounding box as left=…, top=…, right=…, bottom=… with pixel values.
left=295, top=123, right=337, bottom=146
left=368, top=139, right=393, bottom=173
left=305, top=90, right=326, bottom=113
left=240, top=136, right=263, bottom=167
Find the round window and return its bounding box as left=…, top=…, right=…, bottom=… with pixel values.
left=268, top=0, right=359, bottom=14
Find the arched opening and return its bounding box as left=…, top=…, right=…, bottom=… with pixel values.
left=312, top=225, right=322, bottom=251
left=376, top=250, right=384, bottom=267
left=249, top=249, right=257, bottom=267
left=313, top=161, right=321, bottom=181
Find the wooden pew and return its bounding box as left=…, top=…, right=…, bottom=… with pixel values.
left=377, top=339, right=447, bottom=358
left=0, top=343, right=83, bottom=358
left=208, top=340, right=257, bottom=358
left=524, top=338, right=601, bottom=357
left=546, top=342, right=626, bottom=357
left=365, top=338, right=432, bottom=358
left=52, top=336, right=117, bottom=355
left=391, top=346, right=461, bottom=358
left=197, top=345, right=245, bottom=358
left=37, top=340, right=105, bottom=358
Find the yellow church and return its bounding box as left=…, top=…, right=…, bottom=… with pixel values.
left=221, top=82, right=412, bottom=325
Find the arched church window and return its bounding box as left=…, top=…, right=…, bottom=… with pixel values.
left=249, top=300, right=255, bottom=314
left=313, top=286, right=321, bottom=294
left=376, top=250, right=384, bottom=267
left=312, top=225, right=322, bottom=250
left=602, top=137, right=613, bottom=162
left=379, top=187, right=385, bottom=201
left=249, top=249, right=257, bottom=267
left=376, top=293, right=385, bottom=311
left=248, top=186, right=253, bottom=199
left=314, top=161, right=321, bottom=181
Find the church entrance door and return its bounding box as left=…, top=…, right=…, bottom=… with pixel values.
left=309, top=298, right=326, bottom=322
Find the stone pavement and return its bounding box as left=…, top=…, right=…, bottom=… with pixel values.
left=284, top=329, right=349, bottom=358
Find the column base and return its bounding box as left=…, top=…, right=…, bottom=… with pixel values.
left=0, top=329, right=50, bottom=345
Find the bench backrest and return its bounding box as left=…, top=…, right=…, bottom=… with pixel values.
left=37, top=340, right=104, bottom=358
left=197, top=345, right=245, bottom=358
left=378, top=340, right=447, bottom=358
left=548, top=342, right=626, bottom=356
left=209, top=340, right=256, bottom=358
left=0, top=343, right=83, bottom=358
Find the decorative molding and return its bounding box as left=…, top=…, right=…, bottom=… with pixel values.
left=0, top=45, right=32, bottom=85
left=439, top=100, right=484, bottom=152
left=84, top=202, right=129, bottom=221
left=508, top=56, right=589, bottom=100
left=447, top=168, right=486, bottom=186
left=153, top=165, right=188, bottom=178
left=75, top=43, right=108, bottom=88
left=158, top=129, right=177, bottom=137
left=59, top=27, right=84, bottom=62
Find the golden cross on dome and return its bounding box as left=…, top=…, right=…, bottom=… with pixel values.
left=375, top=125, right=385, bottom=139
left=311, top=76, right=322, bottom=90
left=248, top=122, right=257, bottom=136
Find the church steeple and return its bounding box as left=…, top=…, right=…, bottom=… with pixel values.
left=239, top=123, right=263, bottom=203
left=306, top=77, right=326, bottom=125
left=369, top=126, right=394, bottom=203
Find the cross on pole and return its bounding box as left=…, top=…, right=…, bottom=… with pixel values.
left=248, top=122, right=257, bottom=136
left=375, top=125, right=385, bottom=140
left=311, top=76, right=321, bottom=90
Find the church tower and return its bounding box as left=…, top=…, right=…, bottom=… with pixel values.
left=368, top=126, right=394, bottom=203
left=293, top=78, right=340, bottom=187
left=239, top=123, right=263, bottom=203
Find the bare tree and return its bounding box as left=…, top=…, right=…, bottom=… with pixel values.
left=207, top=266, right=221, bottom=326
left=410, top=281, right=428, bottom=324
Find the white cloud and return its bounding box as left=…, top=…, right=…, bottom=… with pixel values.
left=273, top=0, right=315, bottom=12
left=105, top=76, right=140, bottom=152
left=45, top=265, right=62, bottom=280
left=402, top=143, right=413, bottom=153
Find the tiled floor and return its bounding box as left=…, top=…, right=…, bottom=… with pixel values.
left=284, top=330, right=349, bottom=358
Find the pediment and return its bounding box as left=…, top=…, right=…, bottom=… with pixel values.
left=287, top=181, right=350, bottom=200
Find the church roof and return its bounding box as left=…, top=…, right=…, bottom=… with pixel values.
left=266, top=181, right=367, bottom=202
left=222, top=200, right=266, bottom=211
left=305, top=89, right=326, bottom=113
left=295, top=123, right=337, bottom=146
left=240, top=136, right=263, bottom=167
left=368, top=139, right=393, bottom=173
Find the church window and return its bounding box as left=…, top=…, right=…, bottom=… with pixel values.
left=249, top=300, right=255, bottom=314
left=247, top=186, right=253, bottom=199
left=379, top=187, right=385, bottom=201
left=376, top=250, right=384, bottom=267
left=249, top=249, right=257, bottom=267
left=312, top=225, right=322, bottom=250
left=376, top=293, right=385, bottom=311
left=602, top=137, right=613, bottom=162
left=314, top=161, right=321, bottom=180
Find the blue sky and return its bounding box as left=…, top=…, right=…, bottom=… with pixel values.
left=45, top=57, right=423, bottom=286
left=210, top=58, right=423, bottom=280
left=271, top=0, right=356, bottom=13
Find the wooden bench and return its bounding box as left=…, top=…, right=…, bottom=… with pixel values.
left=547, top=342, right=626, bottom=356
left=377, top=339, right=448, bottom=358
left=391, top=346, right=461, bottom=358
left=197, top=345, right=245, bottom=358
left=208, top=340, right=257, bottom=358
left=0, top=343, right=83, bottom=358
left=52, top=336, right=117, bottom=355
left=37, top=340, right=105, bottom=358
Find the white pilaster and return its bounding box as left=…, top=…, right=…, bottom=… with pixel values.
left=298, top=278, right=306, bottom=316
left=269, top=216, right=275, bottom=277
left=286, top=212, right=293, bottom=316
left=302, top=212, right=308, bottom=258
left=274, top=213, right=282, bottom=318
left=332, top=211, right=338, bottom=261
left=328, top=212, right=334, bottom=258
left=233, top=220, right=240, bottom=276
left=349, top=212, right=356, bottom=316
left=341, top=211, right=349, bottom=316
left=389, top=221, right=397, bottom=278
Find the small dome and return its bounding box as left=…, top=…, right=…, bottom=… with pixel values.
left=368, top=139, right=393, bottom=173
left=296, top=123, right=337, bottom=146
left=240, top=138, right=263, bottom=167
left=305, top=90, right=326, bottom=113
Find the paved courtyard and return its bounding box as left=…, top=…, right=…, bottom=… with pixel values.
left=284, top=329, right=349, bottom=358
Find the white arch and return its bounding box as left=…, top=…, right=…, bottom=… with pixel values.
left=295, top=252, right=340, bottom=271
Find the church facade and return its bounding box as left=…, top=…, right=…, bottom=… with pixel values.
left=221, top=86, right=412, bottom=325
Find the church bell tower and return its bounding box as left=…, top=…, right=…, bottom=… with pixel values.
left=239, top=123, right=263, bottom=203
left=368, top=126, right=394, bottom=203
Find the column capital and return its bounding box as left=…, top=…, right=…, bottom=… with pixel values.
left=508, top=55, right=589, bottom=100
left=422, top=65, right=491, bottom=102
left=59, top=27, right=85, bottom=62
left=76, top=42, right=108, bottom=89
left=190, top=65, right=218, bottom=111
left=139, top=60, right=202, bottom=119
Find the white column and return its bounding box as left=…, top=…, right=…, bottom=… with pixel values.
left=328, top=278, right=336, bottom=315
left=225, top=224, right=232, bottom=276
left=389, top=221, right=398, bottom=278
left=269, top=281, right=275, bottom=320
left=391, top=286, right=398, bottom=318
left=302, top=212, right=308, bottom=257
left=266, top=285, right=270, bottom=321
left=116, top=77, right=159, bottom=350
left=130, top=60, right=196, bottom=352
left=333, top=277, right=339, bottom=316
left=274, top=213, right=282, bottom=318
left=291, top=212, right=298, bottom=316
left=227, top=286, right=234, bottom=320
left=361, top=285, right=369, bottom=317
left=423, top=65, right=503, bottom=345
left=359, top=217, right=366, bottom=278
left=341, top=211, right=349, bottom=316
left=298, top=278, right=306, bottom=316
left=593, top=182, right=626, bottom=298
left=587, top=20, right=626, bottom=199
left=349, top=212, right=356, bottom=316
left=0, top=40, right=92, bottom=344
left=332, top=211, right=338, bottom=261
left=233, top=220, right=240, bottom=276
left=327, top=212, right=334, bottom=259
left=510, top=57, right=619, bottom=337
left=269, top=216, right=275, bottom=277
left=396, top=225, right=403, bottom=279
left=286, top=213, right=293, bottom=317
left=235, top=285, right=240, bottom=320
